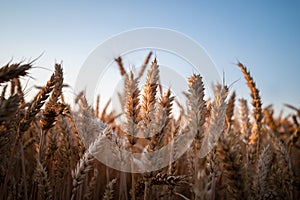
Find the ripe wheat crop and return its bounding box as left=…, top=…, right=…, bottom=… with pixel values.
left=0, top=54, right=299, bottom=200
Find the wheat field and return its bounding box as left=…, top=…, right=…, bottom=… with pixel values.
left=0, top=54, right=299, bottom=200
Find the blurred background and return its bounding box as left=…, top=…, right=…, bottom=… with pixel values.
left=0, top=0, right=299, bottom=115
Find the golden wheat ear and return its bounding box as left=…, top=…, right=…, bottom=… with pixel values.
left=237, top=62, right=263, bottom=164
left=186, top=73, right=206, bottom=149
left=140, top=58, right=159, bottom=127
left=125, top=70, right=141, bottom=146
left=0, top=62, right=32, bottom=84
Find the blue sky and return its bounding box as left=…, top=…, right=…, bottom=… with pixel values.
left=1, top=1, right=299, bottom=115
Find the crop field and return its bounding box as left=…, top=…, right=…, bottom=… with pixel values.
left=0, top=54, right=299, bottom=200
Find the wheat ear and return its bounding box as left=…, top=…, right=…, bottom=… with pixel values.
left=71, top=128, right=106, bottom=200
left=0, top=62, right=32, bottom=84
left=103, top=178, right=117, bottom=200
left=255, top=144, right=275, bottom=199
left=186, top=73, right=206, bottom=150
left=34, top=159, right=53, bottom=200
left=140, top=58, right=159, bottom=138
left=237, top=62, right=263, bottom=163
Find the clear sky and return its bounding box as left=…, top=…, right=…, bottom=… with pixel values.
left=1, top=1, right=299, bottom=115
